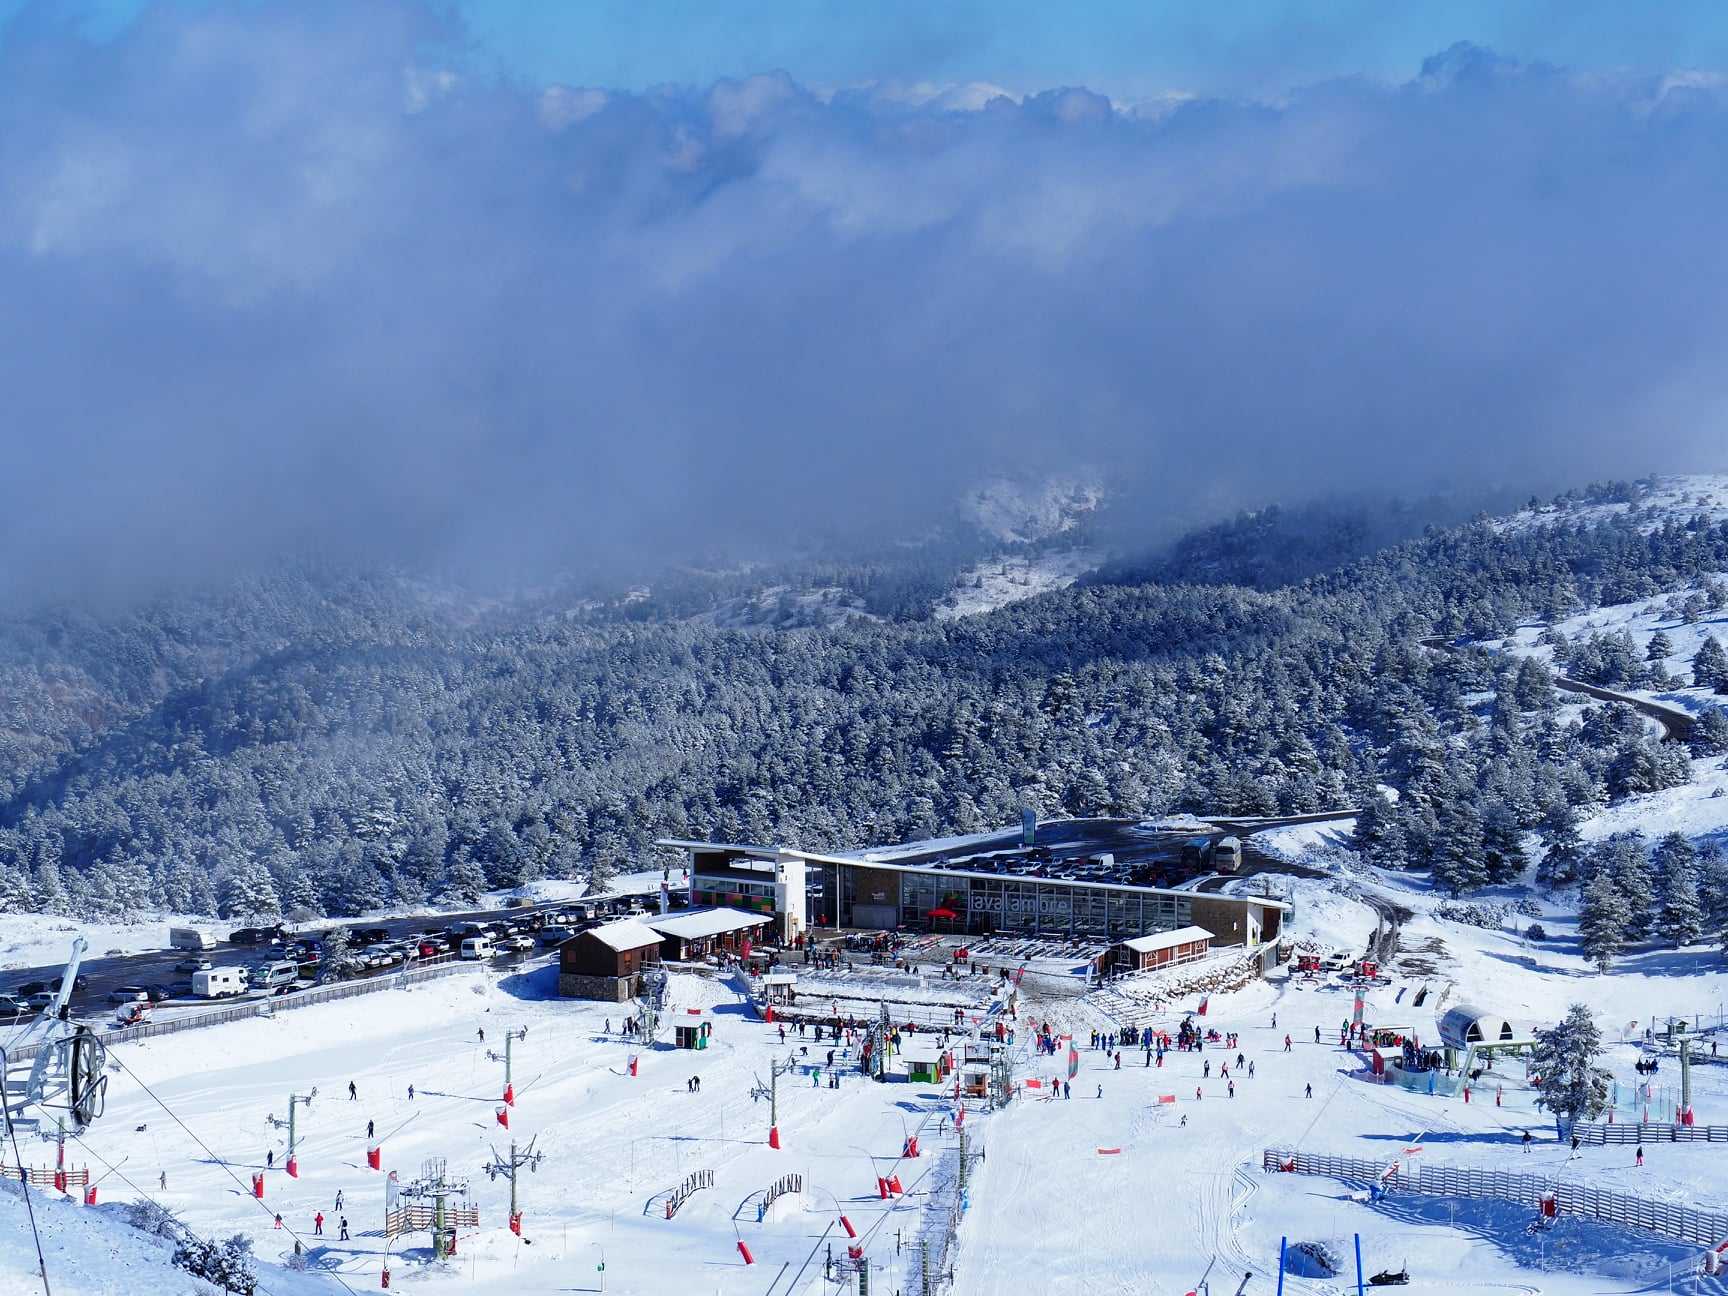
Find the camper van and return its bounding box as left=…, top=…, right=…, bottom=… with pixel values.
left=192, top=967, right=249, bottom=999
left=255, top=962, right=300, bottom=988
left=459, top=935, right=495, bottom=960
left=169, top=926, right=216, bottom=951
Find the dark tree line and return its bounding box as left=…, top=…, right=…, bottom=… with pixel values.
left=4, top=499, right=1728, bottom=920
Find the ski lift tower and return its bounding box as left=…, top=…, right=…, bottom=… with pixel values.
left=637, top=966, right=669, bottom=1045
left=387, top=1157, right=478, bottom=1262
left=3, top=939, right=109, bottom=1136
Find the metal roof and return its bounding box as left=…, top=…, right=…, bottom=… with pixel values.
left=584, top=918, right=662, bottom=952
left=644, top=908, right=772, bottom=941
left=1117, top=925, right=1216, bottom=954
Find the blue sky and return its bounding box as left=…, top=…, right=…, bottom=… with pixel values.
left=11, top=0, right=1728, bottom=94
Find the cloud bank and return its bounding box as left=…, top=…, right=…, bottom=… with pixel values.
left=1, top=3, right=1725, bottom=598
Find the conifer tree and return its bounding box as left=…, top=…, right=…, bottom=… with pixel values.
left=1654, top=832, right=1704, bottom=947
left=1578, top=871, right=1628, bottom=971
left=1530, top=1003, right=1611, bottom=1130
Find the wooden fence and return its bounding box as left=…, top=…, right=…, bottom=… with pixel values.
left=1264, top=1147, right=1728, bottom=1248
left=7, top=956, right=479, bottom=1062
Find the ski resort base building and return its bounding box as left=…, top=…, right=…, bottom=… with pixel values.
left=658, top=818, right=1289, bottom=967
left=558, top=918, right=662, bottom=1002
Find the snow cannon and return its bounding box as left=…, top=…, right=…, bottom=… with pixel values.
left=628, top=1055, right=639, bottom=1077
left=53, top=1170, right=65, bottom=1193
left=839, top=1214, right=857, bottom=1238
left=737, top=1240, right=754, bottom=1265
left=496, top=1107, right=510, bottom=1129
left=887, top=1175, right=903, bottom=1195
left=903, top=1135, right=919, bottom=1158
left=367, top=1146, right=382, bottom=1171
left=503, top=1082, right=515, bottom=1108
left=509, top=1212, right=522, bottom=1237
left=877, top=1176, right=889, bottom=1199
left=769, top=1125, right=781, bottom=1150
left=848, top=1245, right=863, bottom=1261
left=83, top=1184, right=97, bottom=1206
left=286, top=1156, right=299, bottom=1179
left=252, top=1173, right=265, bottom=1199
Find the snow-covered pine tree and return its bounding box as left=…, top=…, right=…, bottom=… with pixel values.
left=1693, top=635, right=1728, bottom=690
left=1653, top=832, right=1704, bottom=948
left=1689, top=704, right=1728, bottom=757
left=1646, top=630, right=1673, bottom=662
left=1578, top=871, right=1629, bottom=971
left=1430, top=794, right=1487, bottom=895
left=1529, top=1002, right=1611, bottom=1131
left=320, top=925, right=352, bottom=981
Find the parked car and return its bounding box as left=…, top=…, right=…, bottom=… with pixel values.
left=51, top=974, right=89, bottom=993
left=14, top=981, right=48, bottom=998
left=174, top=956, right=214, bottom=974
left=145, top=986, right=173, bottom=1003
left=25, top=991, right=56, bottom=1011
left=416, top=940, right=442, bottom=958
left=459, top=936, right=495, bottom=960
left=109, top=985, right=151, bottom=1005
left=503, top=934, right=536, bottom=953
left=228, top=927, right=283, bottom=946
left=0, top=996, right=30, bottom=1019
left=538, top=926, right=574, bottom=946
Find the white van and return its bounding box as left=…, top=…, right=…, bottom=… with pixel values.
left=459, top=936, right=494, bottom=960
left=169, top=926, right=216, bottom=950
left=257, top=962, right=299, bottom=988
left=192, top=967, right=249, bottom=998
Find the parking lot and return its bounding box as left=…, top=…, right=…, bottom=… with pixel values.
left=1, top=887, right=660, bottom=1028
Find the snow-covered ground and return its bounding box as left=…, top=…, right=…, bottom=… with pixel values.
left=1495, top=473, right=1728, bottom=536
left=1486, top=581, right=1728, bottom=718
left=934, top=547, right=1103, bottom=620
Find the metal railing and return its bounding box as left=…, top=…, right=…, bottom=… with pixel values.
left=7, top=956, right=479, bottom=1062
left=1265, top=1147, right=1728, bottom=1248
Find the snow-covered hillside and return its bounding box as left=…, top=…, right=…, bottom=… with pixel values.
left=1497, top=472, right=1728, bottom=534
left=959, top=473, right=1103, bottom=545
left=933, top=547, right=1102, bottom=620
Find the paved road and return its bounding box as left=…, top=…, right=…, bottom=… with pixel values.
left=1, top=882, right=662, bottom=1026
left=1419, top=635, right=1694, bottom=742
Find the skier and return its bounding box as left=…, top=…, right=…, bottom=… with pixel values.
left=1521, top=1131, right=1533, bottom=1153
left=339, top=1217, right=349, bottom=1241
left=1203, top=1061, right=1211, bottom=1078
left=334, top=1190, right=344, bottom=1211
left=477, top=1027, right=485, bottom=1043
left=1284, top=1035, right=1292, bottom=1053
left=366, top=1119, right=374, bottom=1140
left=348, top=1081, right=357, bottom=1101
left=604, top=1018, right=611, bottom=1034
left=1271, top=1013, right=1276, bottom=1029
left=1228, top=1081, right=1235, bottom=1099
left=693, top=1076, right=701, bottom=1092
left=1635, top=1145, right=1644, bottom=1167
left=1114, top=1052, right=1121, bottom=1070
left=1248, top=1061, right=1255, bottom=1079
left=159, top=1171, right=167, bottom=1190
left=1096, top=1084, right=1103, bottom=1099
left=407, top=1084, right=414, bottom=1101
left=267, top=1150, right=274, bottom=1169
left=1305, top=1083, right=1313, bottom=1099
left=1314, top=1026, right=1321, bottom=1044
left=314, top=1212, right=324, bottom=1236
left=1063, top=1081, right=1070, bottom=1100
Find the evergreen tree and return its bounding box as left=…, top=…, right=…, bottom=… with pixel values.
left=1529, top=1002, right=1611, bottom=1130
left=319, top=925, right=353, bottom=981
left=1689, top=704, right=1728, bottom=757
left=1654, top=832, right=1704, bottom=947
left=1578, top=871, right=1628, bottom=971
left=1646, top=630, right=1673, bottom=662
left=1430, top=793, right=1486, bottom=895
left=1480, top=800, right=1528, bottom=884
left=218, top=859, right=279, bottom=922
left=1693, top=636, right=1728, bottom=690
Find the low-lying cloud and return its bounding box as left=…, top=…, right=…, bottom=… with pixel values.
left=1, top=3, right=1725, bottom=599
